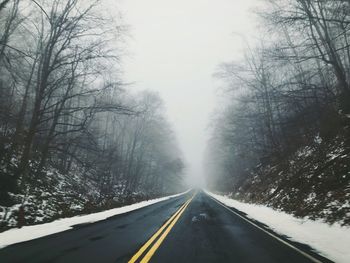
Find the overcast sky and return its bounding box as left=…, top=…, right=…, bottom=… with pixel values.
left=112, top=0, right=260, bottom=186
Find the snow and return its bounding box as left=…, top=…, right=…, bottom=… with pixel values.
left=296, top=146, right=313, bottom=158
left=305, top=192, right=316, bottom=202
left=207, top=191, right=350, bottom=263
left=0, top=191, right=188, bottom=249
left=314, top=135, right=322, bottom=144
left=269, top=187, right=277, bottom=195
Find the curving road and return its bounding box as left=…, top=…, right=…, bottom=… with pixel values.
left=0, top=191, right=332, bottom=263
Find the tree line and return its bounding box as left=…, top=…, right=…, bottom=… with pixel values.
left=0, top=0, right=184, bottom=208
left=206, top=0, right=350, bottom=191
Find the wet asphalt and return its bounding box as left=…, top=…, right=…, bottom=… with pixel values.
left=0, top=191, right=332, bottom=263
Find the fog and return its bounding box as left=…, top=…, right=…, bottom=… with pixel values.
left=116, top=0, right=260, bottom=187
left=0, top=1, right=347, bottom=256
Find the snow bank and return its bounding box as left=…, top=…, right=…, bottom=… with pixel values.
left=0, top=191, right=188, bottom=248
left=207, top=191, right=350, bottom=263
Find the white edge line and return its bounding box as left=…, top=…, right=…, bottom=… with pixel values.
left=0, top=189, right=192, bottom=249
left=209, top=195, right=324, bottom=263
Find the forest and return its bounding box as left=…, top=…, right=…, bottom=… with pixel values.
left=0, top=0, right=185, bottom=230
left=206, top=0, right=350, bottom=225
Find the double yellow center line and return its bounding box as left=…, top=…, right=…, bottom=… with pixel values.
left=128, top=194, right=195, bottom=263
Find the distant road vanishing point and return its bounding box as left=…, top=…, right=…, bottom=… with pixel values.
left=0, top=190, right=332, bottom=263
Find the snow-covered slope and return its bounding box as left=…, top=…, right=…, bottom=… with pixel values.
left=231, top=134, right=350, bottom=226
left=207, top=191, right=350, bottom=263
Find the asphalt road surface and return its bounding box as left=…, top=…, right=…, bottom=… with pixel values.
left=0, top=191, right=332, bottom=263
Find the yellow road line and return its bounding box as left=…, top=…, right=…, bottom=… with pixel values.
left=139, top=195, right=194, bottom=263
left=128, top=198, right=191, bottom=263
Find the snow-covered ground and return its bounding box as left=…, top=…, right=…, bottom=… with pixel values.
left=0, top=191, right=188, bottom=248
left=207, top=191, right=350, bottom=263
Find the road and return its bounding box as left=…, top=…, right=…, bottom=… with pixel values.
left=0, top=191, right=332, bottom=263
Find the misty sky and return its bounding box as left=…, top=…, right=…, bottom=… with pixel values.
left=114, top=0, right=260, bottom=186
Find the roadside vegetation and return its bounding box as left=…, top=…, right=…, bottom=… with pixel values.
left=206, top=0, right=350, bottom=225
left=0, top=0, right=185, bottom=231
